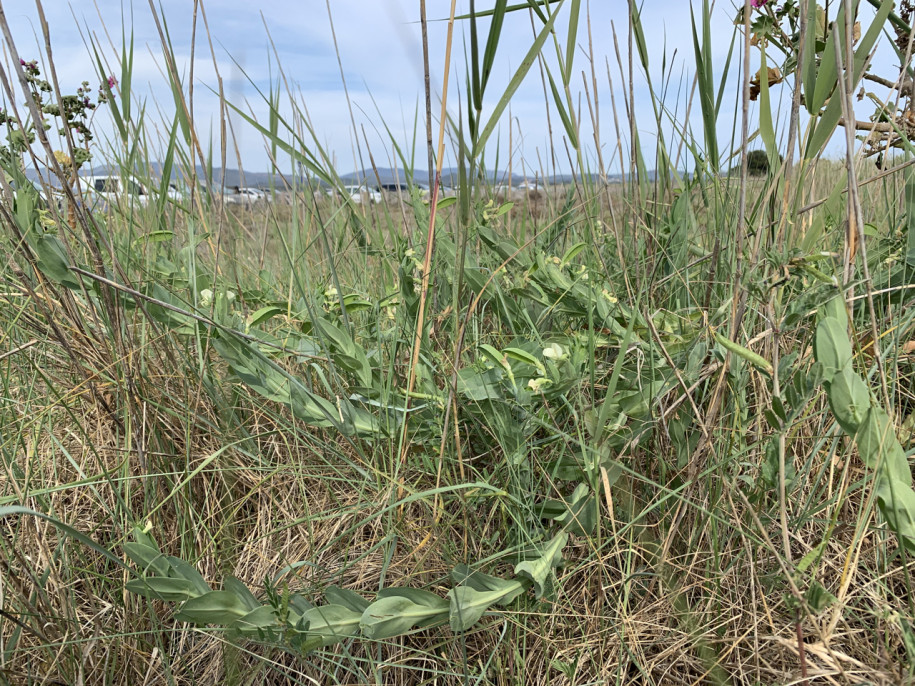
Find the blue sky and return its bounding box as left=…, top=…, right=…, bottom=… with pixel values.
left=0, top=1, right=900, bottom=175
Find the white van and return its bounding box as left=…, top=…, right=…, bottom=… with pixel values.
left=81, top=174, right=149, bottom=207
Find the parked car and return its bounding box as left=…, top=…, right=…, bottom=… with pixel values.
left=223, top=186, right=267, bottom=205
left=380, top=182, right=430, bottom=202
left=343, top=185, right=382, bottom=204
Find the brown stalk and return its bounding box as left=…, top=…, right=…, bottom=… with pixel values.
left=398, top=0, right=459, bottom=467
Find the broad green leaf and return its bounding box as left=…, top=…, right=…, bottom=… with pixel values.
left=435, top=195, right=457, bottom=211
left=514, top=532, right=568, bottom=598
left=814, top=317, right=852, bottom=383
left=855, top=408, right=909, bottom=483
left=757, top=49, right=779, bottom=167
left=139, top=230, right=175, bottom=244
left=230, top=605, right=280, bottom=633
left=548, top=483, right=597, bottom=536
left=503, top=347, right=542, bottom=369
left=821, top=296, right=849, bottom=329
left=876, top=477, right=915, bottom=553
left=560, top=241, right=587, bottom=266
left=213, top=333, right=352, bottom=431
left=300, top=604, right=361, bottom=646
left=796, top=539, right=829, bottom=574
left=449, top=567, right=527, bottom=606
left=447, top=586, right=507, bottom=632
left=324, top=586, right=370, bottom=613
left=166, top=557, right=211, bottom=596
left=247, top=306, right=285, bottom=329
left=122, top=542, right=171, bottom=577
left=174, top=590, right=250, bottom=624
left=360, top=595, right=448, bottom=639
left=376, top=587, right=451, bottom=625
left=223, top=576, right=261, bottom=612
left=457, top=367, right=505, bottom=401
left=479, top=343, right=507, bottom=369
left=827, top=367, right=871, bottom=435
left=34, top=234, right=80, bottom=289
left=126, top=577, right=197, bottom=602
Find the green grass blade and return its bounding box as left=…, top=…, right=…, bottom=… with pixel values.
left=473, top=0, right=564, bottom=158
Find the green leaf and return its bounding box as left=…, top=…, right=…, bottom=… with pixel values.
left=122, top=542, right=171, bottom=577
left=855, top=408, right=910, bottom=483
left=514, top=532, right=567, bottom=598
left=457, top=366, right=505, bottom=401
left=805, top=581, right=837, bottom=613
left=447, top=586, right=506, bottom=632
left=875, top=477, right=915, bottom=553
left=545, top=67, right=578, bottom=148
left=481, top=0, right=509, bottom=95
left=821, top=296, right=848, bottom=329
left=827, top=367, right=871, bottom=435
left=814, top=317, right=852, bottom=383
left=560, top=241, right=587, bottom=266
left=174, top=590, right=250, bottom=624
left=375, top=587, right=451, bottom=626
left=230, top=605, right=280, bottom=634
left=801, top=0, right=821, bottom=115
left=796, top=539, right=828, bottom=574
left=139, top=230, right=175, bottom=244
left=33, top=234, right=80, bottom=289
left=360, top=594, right=448, bottom=639
left=907, top=167, right=915, bottom=267
left=166, top=557, right=211, bottom=596
left=300, top=604, right=361, bottom=646
left=435, top=195, right=457, bottom=211
left=324, top=586, right=370, bottom=613
left=563, top=0, right=582, bottom=83
left=247, top=306, right=285, bottom=329
left=478, top=343, right=507, bottom=369
left=449, top=567, right=527, bottom=606
left=223, top=576, right=261, bottom=612
left=503, top=347, right=542, bottom=369
left=126, top=577, right=198, bottom=602
left=548, top=483, right=597, bottom=536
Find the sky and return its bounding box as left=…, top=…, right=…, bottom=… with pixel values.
left=0, top=0, right=903, bottom=177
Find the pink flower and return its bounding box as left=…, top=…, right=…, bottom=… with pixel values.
left=107, top=76, right=117, bottom=89
left=751, top=0, right=769, bottom=6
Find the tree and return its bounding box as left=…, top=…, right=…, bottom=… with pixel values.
left=747, top=150, right=771, bottom=177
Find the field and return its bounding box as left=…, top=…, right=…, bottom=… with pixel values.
left=1, top=1, right=915, bottom=684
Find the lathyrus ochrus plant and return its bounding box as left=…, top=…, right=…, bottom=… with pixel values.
left=121, top=524, right=567, bottom=651
left=815, top=294, right=915, bottom=552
